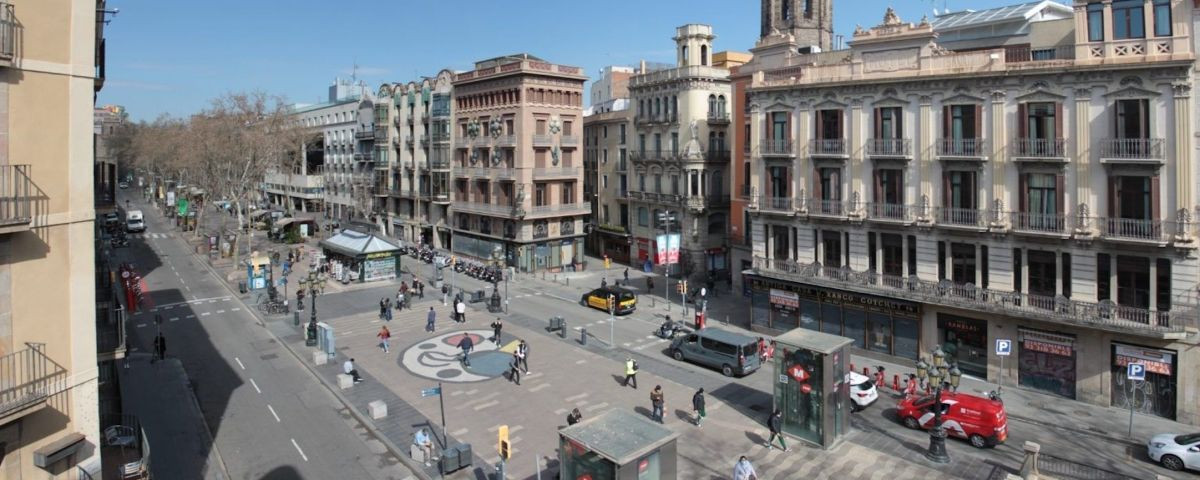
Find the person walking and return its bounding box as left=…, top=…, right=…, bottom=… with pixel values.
left=384, top=298, right=393, bottom=321
left=600, top=277, right=607, bottom=289
left=623, top=268, right=629, bottom=284
left=416, top=279, right=424, bottom=299
left=152, top=333, right=166, bottom=362
left=650, top=385, right=665, bottom=423
left=396, top=290, right=406, bottom=312
left=459, top=334, right=474, bottom=367
left=426, top=307, right=437, bottom=332
left=441, top=283, right=449, bottom=306
left=379, top=298, right=387, bottom=320
left=378, top=326, right=391, bottom=353
left=517, top=339, right=530, bottom=373
left=646, top=276, right=654, bottom=292
left=490, top=318, right=504, bottom=345
left=766, top=408, right=789, bottom=451
left=692, top=388, right=706, bottom=427
left=733, top=456, right=758, bottom=480
left=623, top=357, right=638, bottom=389
left=508, top=351, right=522, bottom=385
left=455, top=299, right=466, bottom=323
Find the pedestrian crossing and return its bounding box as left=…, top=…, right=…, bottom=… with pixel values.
left=127, top=232, right=172, bottom=239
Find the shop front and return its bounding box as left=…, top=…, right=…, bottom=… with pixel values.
left=635, top=237, right=653, bottom=272
left=1111, top=343, right=1177, bottom=420
left=706, top=247, right=727, bottom=273
left=319, top=229, right=403, bottom=283
left=515, top=236, right=585, bottom=273
left=936, top=314, right=988, bottom=379
left=1017, top=328, right=1076, bottom=400
left=747, top=275, right=921, bottom=361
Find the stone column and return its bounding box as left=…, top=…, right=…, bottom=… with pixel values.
left=1073, top=88, right=1093, bottom=237
left=794, top=105, right=806, bottom=211
left=1172, top=83, right=1194, bottom=242
left=850, top=100, right=864, bottom=215
left=918, top=96, right=933, bottom=222
left=749, top=107, right=764, bottom=207
left=990, top=90, right=1009, bottom=228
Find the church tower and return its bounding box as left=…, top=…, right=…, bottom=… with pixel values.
left=760, top=0, right=833, bottom=51
left=675, top=24, right=716, bottom=67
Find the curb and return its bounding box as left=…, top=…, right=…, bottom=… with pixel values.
left=179, top=359, right=232, bottom=480
left=187, top=240, right=435, bottom=480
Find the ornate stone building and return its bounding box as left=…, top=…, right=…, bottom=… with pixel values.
left=627, top=25, right=736, bottom=277
left=739, top=1, right=1200, bottom=424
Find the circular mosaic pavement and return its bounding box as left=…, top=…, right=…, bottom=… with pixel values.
left=400, top=330, right=509, bottom=382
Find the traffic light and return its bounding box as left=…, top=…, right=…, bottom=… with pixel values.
left=498, top=425, right=511, bottom=460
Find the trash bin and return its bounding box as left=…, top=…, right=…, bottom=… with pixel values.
left=454, top=443, right=472, bottom=468
left=439, top=446, right=461, bottom=473
left=238, top=281, right=247, bottom=294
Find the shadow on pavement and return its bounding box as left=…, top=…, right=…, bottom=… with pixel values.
left=258, top=465, right=302, bottom=480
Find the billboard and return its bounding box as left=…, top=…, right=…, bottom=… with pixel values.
left=655, top=233, right=680, bottom=265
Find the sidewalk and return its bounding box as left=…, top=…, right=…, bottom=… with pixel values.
left=119, top=354, right=228, bottom=480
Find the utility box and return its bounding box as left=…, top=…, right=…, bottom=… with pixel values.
left=558, top=409, right=679, bottom=480
left=771, top=328, right=853, bottom=450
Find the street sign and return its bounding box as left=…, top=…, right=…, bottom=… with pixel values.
left=498, top=425, right=511, bottom=460
left=1127, top=363, right=1146, bottom=381
left=995, top=339, right=1012, bottom=356
left=421, top=386, right=442, bottom=397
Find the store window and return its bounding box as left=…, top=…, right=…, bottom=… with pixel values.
left=1111, top=343, right=1176, bottom=420
left=937, top=314, right=987, bottom=378
left=1018, top=329, right=1076, bottom=399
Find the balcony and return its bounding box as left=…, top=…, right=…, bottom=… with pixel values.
left=1004, top=45, right=1075, bottom=63
left=810, top=139, right=847, bottom=157
left=0, top=4, right=11, bottom=67
left=353, top=152, right=374, bottom=162
left=755, top=196, right=795, bottom=214
left=528, top=202, right=591, bottom=218
left=1099, top=138, right=1165, bottom=163
left=1010, top=212, right=1068, bottom=235
left=496, top=135, right=517, bottom=147
left=375, top=128, right=389, bottom=142
left=759, top=140, right=793, bottom=157
left=706, top=150, right=731, bottom=163
left=533, top=166, right=581, bottom=179
left=532, top=134, right=553, bottom=146
left=808, top=198, right=848, bottom=218
left=455, top=202, right=516, bottom=216
left=96, top=296, right=127, bottom=362
left=684, top=195, right=730, bottom=210
left=1099, top=217, right=1173, bottom=244
left=866, top=139, right=912, bottom=158
left=0, top=344, right=69, bottom=426
left=1012, top=138, right=1066, bottom=160
left=1, top=164, right=32, bottom=234
left=561, top=135, right=580, bottom=147
left=631, top=150, right=669, bottom=162
left=354, top=129, right=375, bottom=141
left=428, top=157, right=451, bottom=170
left=935, top=206, right=988, bottom=230
left=706, top=112, right=730, bottom=125
left=751, top=256, right=1195, bottom=339
left=431, top=132, right=451, bottom=143
left=865, top=203, right=916, bottom=223
left=936, top=138, right=987, bottom=159
left=454, top=138, right=471, bottom=149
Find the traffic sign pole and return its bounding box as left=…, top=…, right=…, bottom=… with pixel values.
left=995, top=339, right=1012, bottom=388
left=1126, top=363, right=1146, bottom=437
left=439, top=382, right=447, bottom=447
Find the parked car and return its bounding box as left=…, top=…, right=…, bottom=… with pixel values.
left=580, top=287, right=637, bottom=315
left=1148, top=433, right=1200, bottom=472
left=102, top=212, right=120, bottom=227
left=125, top=210, right=145, bottom=233
left=669, top=328, right=761, bottom=377
left=118, top=181, right=128, bottom=189
left=896, top=391, right=1007, bottom=448
left=845, top=371, right=878, bottom=411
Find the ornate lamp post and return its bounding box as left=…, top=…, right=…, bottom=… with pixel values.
left=915, top=357, right=929, bottom=391
left=924, top=345, right=951, bottom=464
left=948, top=364, right=963, bottom=393
left=301, top=270, right=322, bottom=346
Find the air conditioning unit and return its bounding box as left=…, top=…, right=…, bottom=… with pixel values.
left=798, top=45, right=823, bottom=55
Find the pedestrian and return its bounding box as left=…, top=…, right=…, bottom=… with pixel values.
left=517, top=339, right=530, bottom=373
left=416, top=279, right=424, bottom=299
left=757, top=337, right=768, bottom=363
left=456, top=299, right=466, bottom=323
left=600, top=277, right=607, bottom=289
left=426, top=307, right=436, bottom=332
left=566, top=408, right=583, bottom=426
left=343, top=358, right=363, bottom=383
left=441, top=283, right=449, bottom=306
left=733, top=456, right=758, bottom=480
left=378, top=326, right=391, bottom=353
left=379, top=298, right=387, bottom=320
left=152, top=333, right=166, bottom=362
left=400, top=281, right=409, bottom=296
left=766, top=408, right=789, bottom=451
left=904, top=373, right=919, bottom=397
left=623, top=267, right=629, bottom=284
left=413, top=428, right=434, bottom=466
left=508, top=352, right=521, bottom=385
left=647, top=276, right=654, bottom=291
left=692, top=388, right=706, bottom=427
left=874, top=366, right=886, bottom=389
left=396, top=290, right=405, bottom=311
left=384, top=298, right=393, bottom=321
left=650, top=385, right=665, bottom=423
left=490, top=318, right=503, bottom=345
left=623, top=357, right=638, bottom=389
left=459, top=334, right=474, bottom=367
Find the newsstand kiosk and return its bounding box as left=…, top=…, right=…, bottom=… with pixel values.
left=558, top=409, right=679, bottom=480
left=772, top=328, right=853, bottom=450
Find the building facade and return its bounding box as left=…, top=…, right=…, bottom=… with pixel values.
left=627, top=25, right=734, bottom=277
left=740, top=0, right=1200, bottom=424
left=1, top=0, right=109, bottom=476
left=450, top=54, right=589, bottom=271
left=584, top=96, right=633, bottom=263
left=376, top=71, right=455, bottom=249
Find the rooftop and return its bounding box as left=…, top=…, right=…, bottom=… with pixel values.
left=931, top=1, right=1071, bottom=31
left=558, top=409, right=678, bottom=464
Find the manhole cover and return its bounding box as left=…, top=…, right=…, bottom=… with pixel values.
left=260, top=353, right=279, bottom=361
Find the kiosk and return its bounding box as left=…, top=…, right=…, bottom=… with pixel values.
left=319, top=229, right=402, bottom=283
left=558, top=409, right=678, bottom=480
left=246, top=251, right=271, bottom=290
left=772, top=328, right=853, bottom=450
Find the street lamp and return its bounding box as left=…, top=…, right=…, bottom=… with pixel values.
left=948, top=364, right=962, bottom=393
left=300, top=270, right=322, bottom=346
left=915, top=357, right=929, bottom=390
left=924, top=345, right=951, bottom=464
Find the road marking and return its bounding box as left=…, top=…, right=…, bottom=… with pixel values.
left=250, top=378, right=261, bottom=393
left=162, top=305, right=174, bottom=310
left=201, top=312, right=211, bottom=316
left=565, top=393, right=588, bottom=402
left=575, top=359, right=586, bottom=364
left=267, top=404, right=281, bottom=422
left=209, top=300, right=217, bottom=304
left=186, top=314, right=195, bottom=319
left=584, top=402, right=609, bottom=412
left=235, top=357, right=245, bottom=370
left=290, top=438, right=308, bottom=461
left=644, top=335, right=657, bottom=340
left=451, top=428, right=469, bottom=436
left=473, top=400, right=500, bottom=411
left=169, top=317, right=179, bottom=322
left=622, top=342, right=632, bottom=347
left=231, top=308, right=241, bottom=312
left=528, top=383, right=551, bottom=393
left=136, top=323, right=147, bottom=328
left=572, top=326, right=583, bottom=331
left=216, top=310, right=225, bottom=314
left=450, top=390, right=464, bottom=397
left=179, top=278, right=185, bottom=285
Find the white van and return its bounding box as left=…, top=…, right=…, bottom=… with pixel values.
left=126, top=210, right=145, bottom=233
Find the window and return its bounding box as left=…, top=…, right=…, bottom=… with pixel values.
left=1027, top=250, right=1057, bottom=297
left=1024, top=173, right=1060, bottom=229
left=1116, top=255, right=1150, bottom=308
left=654, top=134, right=662, bottom=153
left=880, top=233, right=903, bottom=277
left=638, top=174, right=646, bottom=192
left=638, top=207, right=649, bottom=226
left=1097, top=253, right=1112, bottom=301
left=948, top=104, right=978, bottom=142
left=639, top=134, right=646, bottom=154
left=653, top=174, right=662, bottom=193
left=700, top=45, right=708, bottom=66
left=803, top=0, right=813, bottom=18
left=818, top=167, right=840, bottom=201
left=1115, top=99, right=1149, bottom=140
left=602, top=126, right=608, bottom=139
left=1087, top=3, right=1106, bottom=41
left=671, top=132, right=679, bottom=155
left=1024, top=102, right=1058, bottom=140
left=875, top=107, right=902, bottom=140
left=535, top=183, right=547, bottom=206
left=1153, top=0, right=1172, bottom=37
left=817, top=109, right=842, bottom=140
left=707, top=213, right=724, bottom=234
left=945, top=170, right=977, bottom=211
left=1113, top=0, right=1145, bottom=39
left=1113, top=175, right=1153, bottom=220
left=951, top=243, right=976, bottom=285
left=768, top=166, right=788, bottom=198
left=670, top=174, right=680, bottom=195
left=601, top=175, right=608, bottom=189
left=1157, top=258, right=1171, bottom=310
left=619, top=124, right=627, bottom=144
left=620, top=204, right=629, bottom=226
left=821, top=230, right=842, bottom=267
left=874, top=169, right=903, bottom=206
left=681, top=46, right=688, bottom=65
left=782, top=0, right=791, bottom=20
left=771, top=112, right=789, bottom=142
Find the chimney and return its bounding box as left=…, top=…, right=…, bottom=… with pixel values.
left=640, top=60, right=646, bottom=74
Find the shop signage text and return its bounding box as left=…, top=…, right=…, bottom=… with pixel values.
left=750, top=277, right=919, bottom=315
left=1022, top=339, right=1073, bottom=357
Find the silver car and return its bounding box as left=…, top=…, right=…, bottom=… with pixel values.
left=1148, top=432, right=1200, bottom=472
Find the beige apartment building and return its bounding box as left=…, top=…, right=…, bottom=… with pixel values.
left=584, top=96, right=633, bottom=264
left=450, top=54, right=589, bottom=271
left=1, top=0, right=109, bottom=477
left=376, top=71, right=455, bottom=249
left=740, top=0, right=1200, bottom=424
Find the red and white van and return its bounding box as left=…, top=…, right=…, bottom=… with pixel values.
left=896, top=391, right=1008, bottom=448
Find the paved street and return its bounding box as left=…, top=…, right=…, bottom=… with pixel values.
left=114, top=192, right=417, bottom=480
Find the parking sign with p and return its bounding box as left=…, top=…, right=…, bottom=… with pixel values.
left=1127, top=363, right=1146, bottom=381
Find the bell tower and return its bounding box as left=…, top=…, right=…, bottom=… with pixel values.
left=760, top=0, right=833, bottom=51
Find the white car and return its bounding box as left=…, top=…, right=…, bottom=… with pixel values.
left=846, top=371, right=878, bottom=411
left=1148, top=432, right=1200, bottom=472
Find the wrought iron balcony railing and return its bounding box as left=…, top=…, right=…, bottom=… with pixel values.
left=866, top=138, right=912, bottom=157
left=935, top=206, right=988, bottom=228
left=865, top=202, right=917, bottom=222
left=1099, top=138, right=1165, bottom=161
left=1012, top=138, right=1066, bottom=158
left=1010, top=211, right=1067, bottom=234
left=936, top=138, right=987, bottom=158
left=0, top=344, right=69, bottom=425
left=759, top=140, right=793, bottom=156
left=0, top=164, right=32, bottom=231
left=810, top=138, right=847, bottom=156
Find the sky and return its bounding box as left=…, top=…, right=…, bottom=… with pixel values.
left=98, top=0, right=1047, bottom=122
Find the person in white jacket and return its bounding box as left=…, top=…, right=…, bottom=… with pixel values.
left=733, top=456, right=757, bottom=480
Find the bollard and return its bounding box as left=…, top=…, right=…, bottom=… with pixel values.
left=293, top=311, right=300, bottom=326
left=554, top=274, right=558, bottom=283
left=892, top=374, right=900, bottom=391
left=850, top=363, right=855, bottom=374
left=580, top=327, right=587, bottom=346
left=651, top=297, right=656, bottom=307
left=566, top=277, right=569, bottom=286
left=862, top=367, right=869, bottom=376
left=559, top=319, right=567, bottom=338
left=724, top=315, right=729, bottom=326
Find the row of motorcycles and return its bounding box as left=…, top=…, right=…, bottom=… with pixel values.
left=110, top=230, right=129, bottom=248
left=403, top=245, right=503, bottom=284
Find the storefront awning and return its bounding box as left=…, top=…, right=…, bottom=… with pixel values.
left=320, top=229, right=401, bottom=258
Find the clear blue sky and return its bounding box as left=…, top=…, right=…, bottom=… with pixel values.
left=98, top=0, right=1044, bottom=121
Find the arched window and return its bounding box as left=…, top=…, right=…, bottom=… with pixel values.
left=707, top=213, right=726, bottom=234
left=700, top=45, right=709, bottom=66
left=681, top=46, right=689, bottom=65
left=671, top=96, right=678, bottom=119
left=708, top=94, right=717, bottom=116
left=718, top=95, right=727, bottom=115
